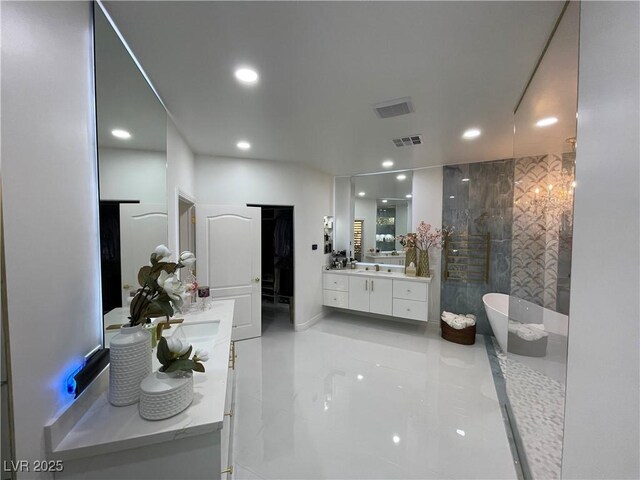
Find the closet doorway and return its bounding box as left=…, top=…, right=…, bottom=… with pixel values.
left=248, top=205, right=294, bottom=332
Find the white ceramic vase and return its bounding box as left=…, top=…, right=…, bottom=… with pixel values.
left=108, top=324, right=152, bottom=406
left=139, top=371, right=194, bottom=421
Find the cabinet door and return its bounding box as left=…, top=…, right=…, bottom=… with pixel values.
left=348, top=276, right=370, bottom=312
left=369, top=278, right=393, bottom=316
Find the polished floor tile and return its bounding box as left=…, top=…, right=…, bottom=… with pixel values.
left=233, top=308, right=517, bottom=479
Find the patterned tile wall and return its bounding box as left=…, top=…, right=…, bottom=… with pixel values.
left=440, top=155, right=576, bottom=332
left=441, top=159, right=515, bottom=334
left=511, top=154, right=576, bottom=311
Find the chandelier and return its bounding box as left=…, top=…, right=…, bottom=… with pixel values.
left=529, top=167, right=576, bottom=226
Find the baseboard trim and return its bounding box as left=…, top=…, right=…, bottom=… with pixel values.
left=294, top=309, right=328, bottom=332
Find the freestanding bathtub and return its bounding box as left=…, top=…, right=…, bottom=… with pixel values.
left=482, top=293, right=568, bottom=353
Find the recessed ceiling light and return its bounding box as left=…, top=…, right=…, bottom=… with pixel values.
left=236, top=140, right=251, bottom=150
left=357, top=374, right=364, bottom=380
left=234, top=67, right=259, bottom=85
left=536, top=116, right=558, bottom=127
left=381, top=199, right=388, bottom=203
left=358, top=192, right=366, bottom=197
left=462, top=128, right=481, bottom=139
left=462, top=178, right=470, bottom=182
left=392, top=435, right=401, bottom=444
left=456, top=429, right=466, bottom=437
left=382, top=159, right=394, bottom=168
left=449, top=195, right=455, bottom=199
left=396, top=174, right=406, bottom=181
left=406, top=194, right=412, bottom=198
left=111, top=129, right=131, bottom=139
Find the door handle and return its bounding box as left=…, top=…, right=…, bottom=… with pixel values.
left=365, top=280, right=368, bottom=291
left=123, top=284, right=131, bottom=290
left=371, top=280, right=374, bottom=292
left=254, top=277, right=260, bottom=283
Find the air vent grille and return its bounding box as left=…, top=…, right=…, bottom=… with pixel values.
left=373, top=97, right=414, bottom=119
left=393, top=134, right=423, bottom=147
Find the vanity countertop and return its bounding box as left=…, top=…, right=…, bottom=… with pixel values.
left=45, top=300, right=235, bottom=461
left=323, top=268, right=432, bottom=283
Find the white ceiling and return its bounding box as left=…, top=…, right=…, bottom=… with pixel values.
left=102, top=1, right=563, bottom=175
left=95, top=6, right=166, bottom=152
left=514, top=1, right=579, bottom=157
left=353, top=171, right=414, bottom=201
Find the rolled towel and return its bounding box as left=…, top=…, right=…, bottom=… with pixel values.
left=441, top=311, right=476, bottom=329
left=508, top=320, right=548, bottom=341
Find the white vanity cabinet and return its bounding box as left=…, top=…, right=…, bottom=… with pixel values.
left=348, top=276, right=393, bottom=315
left=323, top=270, right=429, bottom=322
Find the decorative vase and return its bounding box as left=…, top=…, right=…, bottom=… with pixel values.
left=405, top=247, right=417, bottom=273
left=417, top=249, right=430, bottom=277
left=139, top=371, right=194, bottom=421
left=108, top=324, right=152, bottom=406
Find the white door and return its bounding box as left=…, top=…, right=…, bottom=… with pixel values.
left=369, top=278, right=393, bottom=316
left=348, top=276, right=370, bottom=313
left=196, top=205, right=261, bottom=340
left=120, top=204, right=168, bottom=307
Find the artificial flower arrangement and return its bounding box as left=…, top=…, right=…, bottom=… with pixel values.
left=128, top=245, right=197, bottom=327
left=156, top=334, right=209, bottom=374
left=396, top=232, right=417, bottom=250
left=415, top=221, right=446, bottom=253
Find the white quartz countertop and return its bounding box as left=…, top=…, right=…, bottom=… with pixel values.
left=323, top=268, right=431, bottom=283
left=46, top=300, right=234, bottom=461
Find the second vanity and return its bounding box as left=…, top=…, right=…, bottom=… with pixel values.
left=323, top=267, right=431, bottom=322
left=45, top=300, right=237, bottom=480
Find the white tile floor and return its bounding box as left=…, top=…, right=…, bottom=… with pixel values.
left=232, top=308, right=517, bottom=479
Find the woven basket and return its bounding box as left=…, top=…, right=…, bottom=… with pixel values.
left=440, top=319, right=476, bottom=345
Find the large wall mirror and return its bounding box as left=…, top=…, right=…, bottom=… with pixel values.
left=95, top=6, right=168, bottom=318
left=351, top=171, right=413, bottom=264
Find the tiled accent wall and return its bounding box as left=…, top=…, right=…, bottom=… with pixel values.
left=441, top=159, right=515, bottom=334
left=511, top=154, right=575, bottom=313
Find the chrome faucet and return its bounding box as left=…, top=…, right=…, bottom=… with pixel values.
left=375, top=264, right=380, bottom=272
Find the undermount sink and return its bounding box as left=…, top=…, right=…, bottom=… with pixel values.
left=356, top=270, right=394, bottom=275
left=161, top=320, right=220, bottom=343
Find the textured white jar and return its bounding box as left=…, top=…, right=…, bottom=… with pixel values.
left=139, top=371, right=194, bottom=420
left=109, top=324, right=152, bottom=406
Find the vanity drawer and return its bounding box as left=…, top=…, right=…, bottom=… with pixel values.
left=323, top=273, right=349, bottom=292
left=323, top=289, right=349, bottom=308
left=393, top=298, right=427, bottom=322
left=393, top=280, right=427, bottom=301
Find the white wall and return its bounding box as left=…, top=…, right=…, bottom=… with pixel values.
left=411, top=167, right=444, bottom=324
left=194, top=156, right=333, bottom=330
left=1, top=2, right=102, bottom=476
left=99, top=147, right=166, bottom=203
left=354, top=198, right=377, bottom=255
left=166, top=118, right=195, bottom=259
left=562, top=2, right=640, bottom=478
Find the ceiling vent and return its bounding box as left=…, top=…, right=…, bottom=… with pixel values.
left=393, top=134, right=423, bottom=147
left=373, top=97, right=414, bottom=119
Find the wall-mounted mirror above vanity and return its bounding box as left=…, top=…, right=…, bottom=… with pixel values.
left=94, top=6, right=168, bottom=316
left=351, top=171, right=413, bottom=265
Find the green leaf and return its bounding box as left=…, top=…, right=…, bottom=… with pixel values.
left=156, top=336, right=172, bottom=366
left=164, top=359, right=197, bottom=373
left=179, top=346, right=193, bottom=360
left=137, top=266, right=152, bottom=287
left=151, top=300, right=174, bottom=320
left=192, top=362, right=205, bottom=373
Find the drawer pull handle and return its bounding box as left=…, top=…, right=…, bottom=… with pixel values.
left=407, top=308, right=411, bottom=312
left=221, top=467, right=233, bottom=475
left=333, top=298, right=337, bottom=301
left=407, top=289, right=411, bottom=293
